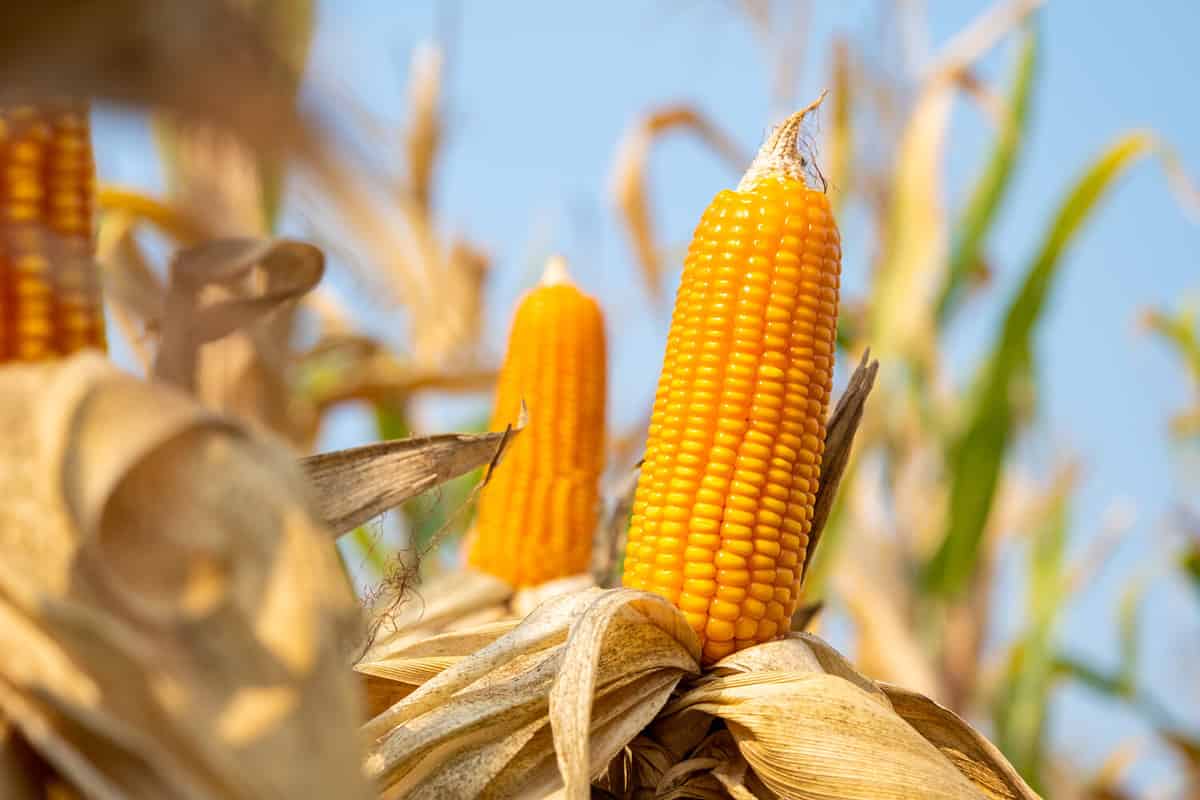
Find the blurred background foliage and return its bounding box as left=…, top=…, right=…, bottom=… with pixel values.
left=82, top=0, right=1200, bottom=796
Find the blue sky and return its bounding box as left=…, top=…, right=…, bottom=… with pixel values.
left=94, top=0, right=1200, bottom=790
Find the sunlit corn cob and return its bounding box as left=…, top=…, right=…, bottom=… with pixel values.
left=623, top=104, right=841, bottom=663
left=468, top=256, right=607, bottom=587
left=0, top=100, right=104, bottom=362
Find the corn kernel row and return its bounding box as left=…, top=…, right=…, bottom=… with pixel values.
left=469, top=259, right=607, bottom=587
left=624, top=108, right=841, bottom=663
left=0, top=101, right=104, bottom=362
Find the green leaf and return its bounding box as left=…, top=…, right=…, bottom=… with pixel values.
left=1143, top=305, right=1200, bottom=388
left=373, top=400, right=412, bottom=441
left=348, top=524, right=390, bottom=577
left=924, top=131, right=1159, bottom=596
left=1116, top=579, right=1145, bottom=689
left=992, top=483, right=1072, bottom=790
left=1052, top=655, right=1129, bottom=699
left=936, top=27, right=1038, bottom=327
left=1183, top=546, right=1200, bottom=603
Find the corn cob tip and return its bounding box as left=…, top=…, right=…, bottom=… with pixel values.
left=539, top=254, right=573, bottom=286
left=737, top=90, right=829, bottom=192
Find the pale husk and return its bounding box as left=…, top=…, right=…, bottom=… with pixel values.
left=358, top=588, right=700, bottom=798
left=359, top=588, right=1040, bottom=800
left=0, top=355, right=370, bottom=799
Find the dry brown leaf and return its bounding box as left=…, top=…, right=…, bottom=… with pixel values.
left=593, top=464, right=640, bottom=588
left=300, top=333, right=498, bottom=411
left=357, top=583, right=1036, bottom=800
left=869, top=79, right=953, bottom=360
left=355, top=568, right=596, bottom=718
left=826, top=37, right=853, bottom=213
left=549, top=590, right=701, bottom=798
left=301, top=410, right=524, bottom=537
left=405, top=41, right=442, bottom=213
left=802, top=350, right=878, bottom=584
left=155, top=121, right=271, bottom=238
left=610, top=105, right=746, bottom=301
left=653, top=633, right=1041, bottom=799
left=95, top=211, right=166, bottom=371
left=152, top=238, right=323, bottom=392
left=836, top=561, right=945, bottom=702
left=299, top=49, right=490, bottom=373
left=0, top=716, right=46, bottom=799
left=881, top=684, right=1039, bottom=800
left=0, top=3, right=303, bottom=144
left=872, top=0, right=1044, bottom=362
left=671, top=670, right=987, bottom=799
left=0, top=354, right=369, bottom=799
left=359, top=588, right=700, bottom=798
left=511, top=575, right=598, bottom=619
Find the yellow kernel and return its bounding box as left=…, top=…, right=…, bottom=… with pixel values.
left=714, top=551, right=746, bottom=569
left=710, top=600, right=740, bottom=622
left=735, top=618, right=759, bottom=639
left=706, top=618, right=736, bottom=642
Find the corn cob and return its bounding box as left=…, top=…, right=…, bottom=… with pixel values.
left=623, top=103, right=841, bottom=663
left=469, top=256, right=607, bottom=587
left=0, top=100, right=104, bottom=362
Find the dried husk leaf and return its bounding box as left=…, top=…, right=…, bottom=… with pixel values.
left=299, top=333, right=498, bottom=411
left=357, top=619, right=523, bottom=718
left=355, top=570, right=597, bottom=724
left=653, top=634, right=1040, bottom=800
left=669, top=671, right=987, bottom=799
left=0, top=716, right=46, bottom=799
left=301, top=411, right=524, bottom=537
left=880, top=684, right=1039, bottom=800
left=363, top=588, right=604, bottom=743
left=152, top=238, right=323, bottom=394
left=95, top=209, right=168, bottom=371
left=361, top=588, right=700, bottom=798
left=0, top=355, right=369, bottom=799
left=153, top=108, right=304, bottom=446
left=549, top=590, right=701, bottom=798
left=802, top=351, right=878, bottom=584
left=511, top=574, right=597, bottom=618
left=405, top=41, right=442, bottom=214
left=357, top=582, right=1037, bottom=800
left=301, top=45, right=491, bottom=373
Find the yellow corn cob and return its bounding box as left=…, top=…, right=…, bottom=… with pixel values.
left=0, top=100, right=104, bottom=362
left=623, top=103, right=841, bottom=663
left=469, top=256, right=607, bottom=587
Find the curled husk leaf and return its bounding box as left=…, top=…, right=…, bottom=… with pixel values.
left=359, top=587, right=1039, bottom=800
left=0, top=354, right=370, bottom=799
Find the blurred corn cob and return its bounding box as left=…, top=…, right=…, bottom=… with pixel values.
left=0, top=100, right=103, bottom=361
left=624, top=101, right=841, bottom=663
left=468, top=256, right=607, bottom=587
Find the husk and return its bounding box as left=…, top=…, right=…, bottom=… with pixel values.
left=358, top=588, right=700, bottom=798
left=302, top=407, right=525, bottom=537
left=360, top=588, right=1039, bottom=800
left=0, top=355, right=370, bottom=799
